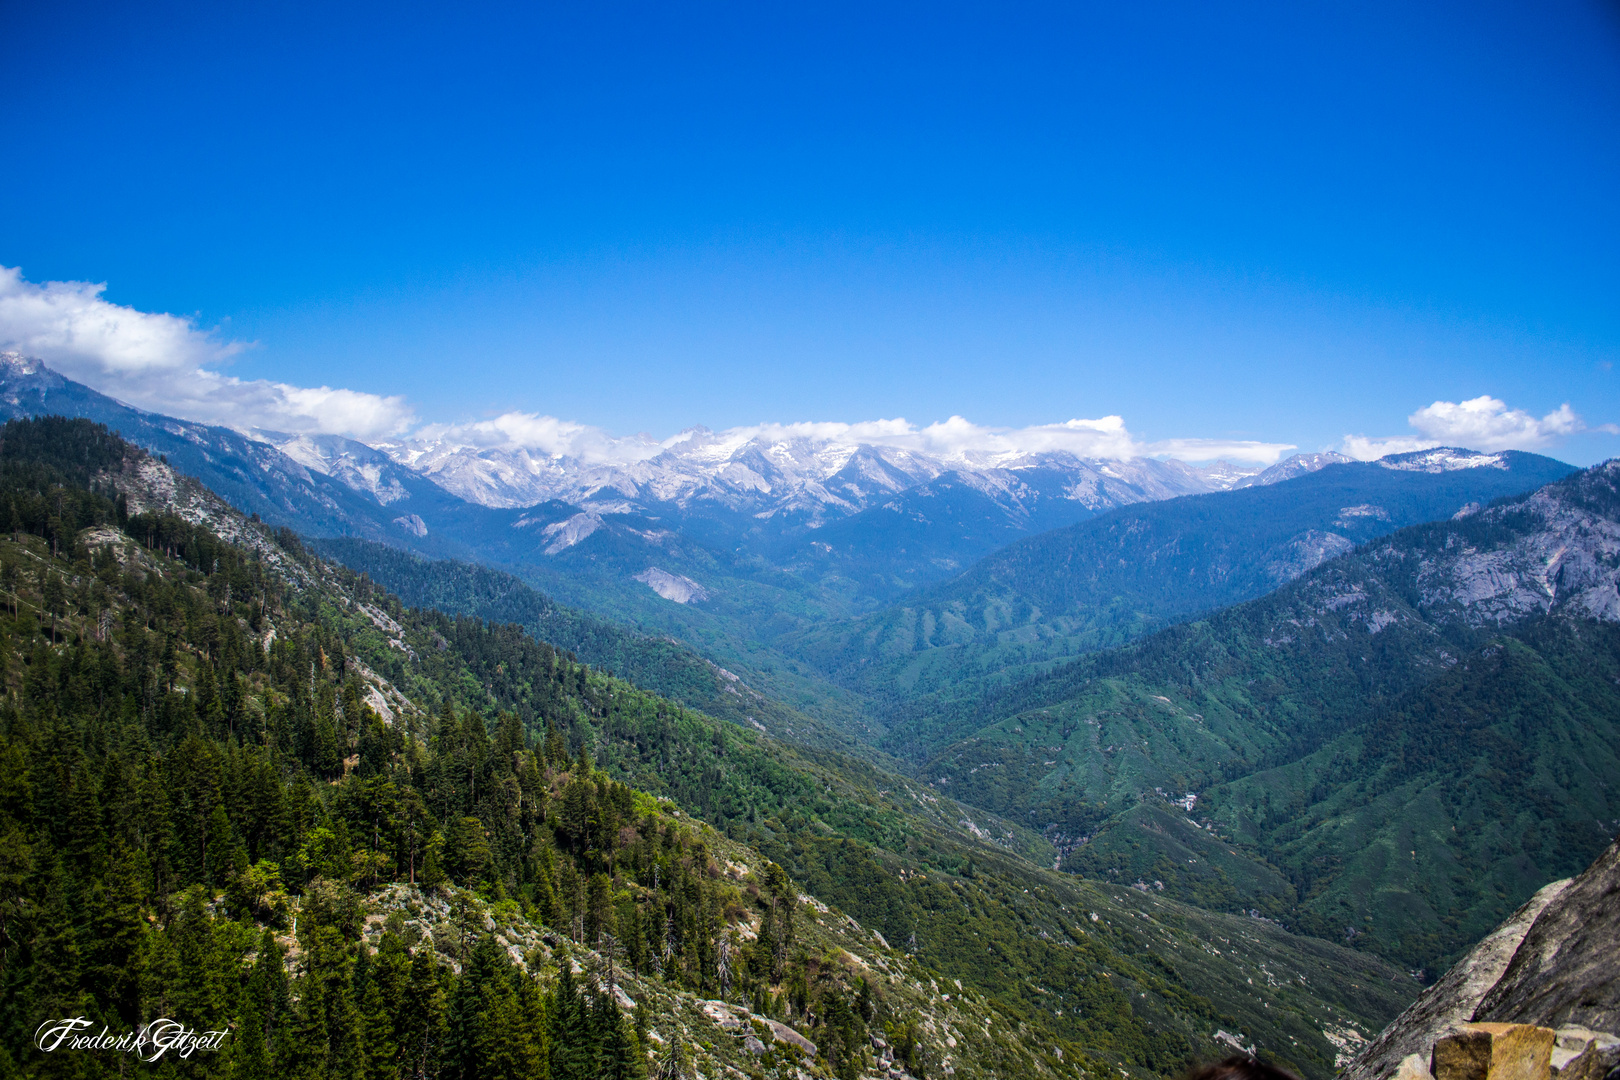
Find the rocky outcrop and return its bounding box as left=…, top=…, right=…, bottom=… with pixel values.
left=1475, top=840, right=1620, bottom=1034
left=1344, top=838, right=1620, bottom=1080
left=1552, top=1031, right=1620, bottom=1080
left=1431, top=1023, right=1555, bottom=1080
left=1404, top=462, right=1620, bottom=628
left=1341, top=880, right=1572, bottom=1080
left=698, top=999, right=817, bottom=1057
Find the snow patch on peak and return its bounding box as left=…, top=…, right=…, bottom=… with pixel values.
left=1236, top=452, right=1355, bottom=488
left=0, top=350, right=50, bottom=379
left=263, top=432, right=413, bottom=505
left=1190, top=459, right=1266, bottom=488
left=1378, top=448, right=1506, bottom=473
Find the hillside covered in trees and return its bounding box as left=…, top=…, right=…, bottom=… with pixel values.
left=908, top=461, right=1620, bottom=971
left=0, top=418, right=1418, bottom=1079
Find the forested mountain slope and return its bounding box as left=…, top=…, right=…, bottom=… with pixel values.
left=16, top=352, right=1566, bottom=775
left=0, top=350, right=466, bottom=545
left=785, top=449, right=1575, bottom=721
left=310, top=536, right=882, bottom=758
left=911, top=459, right=1620, bottom=974
left=0, top=353, right=920, bottom=744
left=0, top=418, right=1417, bottom=1079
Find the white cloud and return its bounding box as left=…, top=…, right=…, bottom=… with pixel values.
left=0, top=265, right=1300, bottom=464
left=427, top=410, right=1295, bottom=466
left=1339, top=434, right=1435, bottom=460
left=1145, top=436, right=1299, bottom=465
left=672, top=415, right=1149, bottom=462
left=1342, top=395, right=1587, bottom=460
left=409, top=412, right=662, bottom=463
left=0, top=266, right=414, bottom=439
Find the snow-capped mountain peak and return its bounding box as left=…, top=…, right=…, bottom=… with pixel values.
left=378, top=425, right=1283, bottom=520
left=1377, top=447, right=1507, bottom=473
left=260, top=431, right=415, bottom=505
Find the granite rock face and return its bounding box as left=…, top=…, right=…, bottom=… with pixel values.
left=1344, top=837, right=1620, bottom=1080
left=1475, top=840, right=1620, bottom=1034
left=1341, top=879, right=1573, bottom=1080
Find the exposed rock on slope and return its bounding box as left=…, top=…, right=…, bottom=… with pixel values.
left=1345, top=838, right=1620, bottom=1080
left=1476, top=840, right=1620, bottom=1033
left=1342, top=879, right=1573, bottom=1080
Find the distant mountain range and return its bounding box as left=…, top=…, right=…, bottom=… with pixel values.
left=366, top=417, right=1287, bottom=516
left=908, top=459, right=1620, bottom=970
left=0, top=350, right=1579, bottom=743
left=0, top=352, right=1347, bottom=690
left=7, top=349, right=1616, bottom=997
left=784, top=447, right=1578, bottom=732
left=0, top=350, right=1339, bottom=535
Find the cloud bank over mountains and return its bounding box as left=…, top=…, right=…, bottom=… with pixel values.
left=0, top=266, right=415, bottom=439
left=412, top=411, right=1299, bottom=466
left=0, top=265, right=1601, bottom=465
left=1341, top=396, right=1597, bottom=460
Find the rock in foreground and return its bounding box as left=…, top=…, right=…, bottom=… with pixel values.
left=1344, top=837, right=1620, bottom=1080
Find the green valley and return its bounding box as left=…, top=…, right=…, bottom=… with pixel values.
left=911, top=464, right=1620, bottom=973
left=781, top=450, right=1575, bottom=738
left=0, top=418, right=1417, bottom=1079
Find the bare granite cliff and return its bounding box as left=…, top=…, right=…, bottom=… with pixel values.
left=1475, top=839, right=1620, bottom=1034
left=1343, top=838, right=1620, bottom=1080
left=1341, top=879, right=1574, bottom=1080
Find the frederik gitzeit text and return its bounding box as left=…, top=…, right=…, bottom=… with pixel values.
left=35, top=1017, right=229, bottom=1061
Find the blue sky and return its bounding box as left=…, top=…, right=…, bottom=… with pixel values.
left=1, top=0, right=1617, bottom=462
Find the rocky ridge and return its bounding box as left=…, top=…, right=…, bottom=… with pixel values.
left=1387, top=462, right=1620, bottom=628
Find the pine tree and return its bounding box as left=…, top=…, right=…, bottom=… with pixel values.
left=247, top=930, right=292, bottom=1067
left=397, top=948, right=446, bottom=1080
left=228, top=993, right=275, bottom=1080
left=420, top=831, right=448, bottom=892
left=592, top=991, right=645, bottom=1080
left=85, top=842, right=144, bottom=1025
left=585, top=873, right=611, bottom=944
left=548, top=951, right=592, bottom=1080
left=475, top=976, right=538, bottom=1080
left=520, top=975, right=551, bottom=1078
left=360, top=974, right=399, bottom=1080
left=623, top=904, right=646, bottom=976
left=302, top=925, right=366, bottom=1079
left=445, top=932, right=509, bottom=1080
left=27, top=861, right=87, bottom=1023
left=654, top=1027, right=692, bottom=1080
